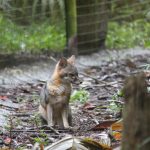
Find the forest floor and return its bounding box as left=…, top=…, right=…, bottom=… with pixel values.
left=0, top=48, right=150, bottom=149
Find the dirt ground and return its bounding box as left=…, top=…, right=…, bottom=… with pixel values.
left=0, top=48, right=150, bottom=149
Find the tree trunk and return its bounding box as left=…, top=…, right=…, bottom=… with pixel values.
left=64, top=0, right=77, bottom=56
left=76, top=0, right=110, bottom=55
left=122, top=74, right=150, bottom=150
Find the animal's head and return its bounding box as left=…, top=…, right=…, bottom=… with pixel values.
left=55, top=55, right=82, bottom=84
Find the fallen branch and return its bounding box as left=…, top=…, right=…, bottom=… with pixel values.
left=92, top=80, right=123, bottom=87
left=80, top=72, right=107, bottom=84
left=80, top=72, right=123, bottom=87
left=11, top=129, right=58, bottom=134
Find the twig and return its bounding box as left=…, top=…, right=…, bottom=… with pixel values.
left=11, top=129, right=56, bottom=133
left=49, top=56, right=57, bottom=62
left=11, top=113, right=33, bottom=117
left=107, top=100, right=124, bottom=105
left=8, top=116, right=14, bottom=149
left=80, top=72, right=107, bottom=84
left=25, top=125, right=60, bottom=135
left=80, top=72, right=123, bottom=87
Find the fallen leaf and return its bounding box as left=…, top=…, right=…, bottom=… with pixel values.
left=32, top=143, right=44, bottom=150
left=82, top=102, right=96, bottom=110
left=110, top=119, right=123, bottom=141
left=112, top=132, right=122, bottom=141
left=125, top=59, right=136, bottom=68
left=4, top=137, right=11, bottom=145
left=0, top=147, right=12, bottom=150
left=111, top=119, right=123, bottom=131
left=0, top=99, right=19, bottom=109
left=98, top=132, right=111, bottom=146
left=82, top=138, right=112, bottom=150
left=45, top=136, right=87, bottom=150
left=45, top=136, right=112, bottom=150
left=91, top=120, right=117, bottom=130
left=144, top=70, right=150, bottom=78
left=0, top=96, right=8, bottom=100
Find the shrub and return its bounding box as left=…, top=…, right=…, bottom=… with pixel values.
left=0, top=15, right=66, bottom=54
left=106, top=20, right=150, bottom=49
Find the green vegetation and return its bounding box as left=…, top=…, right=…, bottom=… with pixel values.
left=112, top=89, right=124, bottom=100
left=109, top=89, right=124, bottom=113
left=106, top=20, right=150, bottom=49
left=144, top=64, right=150, bottom=70
left=0, top=15, right=65, bottom=53
left=71, top=90, right=90, bottom=103
left=109, top=101, right=122, bottom=113
left=33, top=136, right=49, bottom=145
left=0, top=15, right=150, bottom=54
left=0, top=0, right=150, bottom=54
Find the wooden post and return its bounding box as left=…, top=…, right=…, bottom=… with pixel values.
left=122, top=74, right=150, bottom=150
left=64, top=0, right=77, bottom=56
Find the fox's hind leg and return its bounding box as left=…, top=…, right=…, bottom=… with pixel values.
left=68, top=106, right=72, bottom=126
left=39, top=105, right=47, bottom=124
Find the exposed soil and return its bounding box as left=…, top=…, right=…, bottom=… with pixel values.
left=0, top=49, right=150, bottom=149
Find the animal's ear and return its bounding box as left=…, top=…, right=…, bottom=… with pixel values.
left=58, top=57, right=68, bottom=68
left=67, top=55, right=75, bottom=65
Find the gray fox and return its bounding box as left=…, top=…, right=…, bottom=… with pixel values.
left=39, top=55, right=81, bottom=128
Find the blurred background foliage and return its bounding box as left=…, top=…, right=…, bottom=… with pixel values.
left=0, top=0, right=149, bottom=54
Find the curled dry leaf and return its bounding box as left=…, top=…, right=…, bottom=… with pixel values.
left=82, top=138, right=112, bottom=150
left=44, top=136, right=112, bottom=150
left=111, top=119, right=122, bottom=131
left=44, top=136, right=87, bottom=150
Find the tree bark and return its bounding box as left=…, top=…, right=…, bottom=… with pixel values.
left=122, top=73, right=150, bottom=150
left=76, top=0, right=110, bottom=54
left=64, top=0, right=77, bottom=56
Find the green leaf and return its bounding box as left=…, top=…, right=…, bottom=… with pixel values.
left=71, top=90, right=90, bottom=103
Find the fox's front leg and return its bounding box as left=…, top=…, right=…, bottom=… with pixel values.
left=47, top=104, right=54, bottom=126
left=62, top=107, right=70, bottom=128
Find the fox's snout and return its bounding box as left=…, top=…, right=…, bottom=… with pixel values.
left=71, top=75, right=82, bottom=85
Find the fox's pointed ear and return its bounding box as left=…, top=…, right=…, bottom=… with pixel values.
left=58, top=57, right=68, bottom=68
left=67, top=55, right=75, bottom=65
